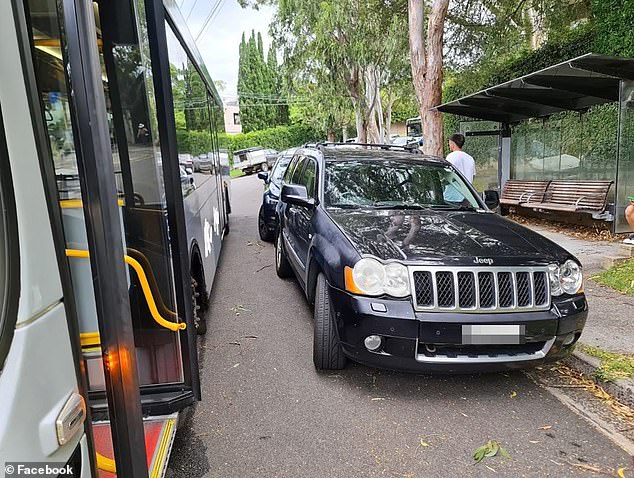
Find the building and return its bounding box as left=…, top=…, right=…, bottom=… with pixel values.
left=224, top=99, right=242, bottom=134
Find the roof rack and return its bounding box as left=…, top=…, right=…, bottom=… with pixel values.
left=306, top=142, right=422, bottom=154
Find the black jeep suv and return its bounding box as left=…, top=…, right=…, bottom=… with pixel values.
left=275, top=144, right=587, bottom=372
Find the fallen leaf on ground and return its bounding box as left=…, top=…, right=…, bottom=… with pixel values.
left=230, top=304, right=250, bottom=316
left=538, top=425, right=552, bottom=430
left=529, top=440, right=539, bottom=444
left=473, top=440, right=510, bottom=464
left=417, top=438, right=430, bottom=448
left=510, top=391, right=517, bottom=398
left=570, top=463, right=602, bottom=473
left=617, top=468, right=627, bottom=478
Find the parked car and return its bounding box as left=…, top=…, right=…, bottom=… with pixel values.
left=193, top=153, right=213, bottom=173
left=274, top=143, right=587, bottom=372
left=178, top=153, right=194, bottom=170
left=264, top=148, right=279, bottom=167
left=179, top=165, right=195, bottom=197
left=257, top=148, right=297, bottom=241
left=233, top=146, right=269, bottom=174
left=392, top=136, right=423, bottom=147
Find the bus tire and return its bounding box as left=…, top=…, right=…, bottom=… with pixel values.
left=261, top=162, right=269, bottom=172
left=191, top=277, right=207, bottom=335
left=313, top=273, right=347, bottom=370
left=275, top=229, right=293, bottom=278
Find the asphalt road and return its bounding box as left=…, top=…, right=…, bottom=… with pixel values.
left=168, top=174, right=632, bottom=478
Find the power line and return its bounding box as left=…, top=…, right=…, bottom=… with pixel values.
left=195, top=0, right=226, bottom=41
left=184, top=0, right=201, bottom=22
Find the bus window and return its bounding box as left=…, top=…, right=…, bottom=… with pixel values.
left=166, top=23, right=224, bottom=266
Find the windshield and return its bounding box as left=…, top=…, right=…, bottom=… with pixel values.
left=270, top=157, right=292, bottom=185
left=324, top=160, right=481, bottom=210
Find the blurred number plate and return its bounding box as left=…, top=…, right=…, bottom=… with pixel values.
left=462, top=324, right=525, bottom=345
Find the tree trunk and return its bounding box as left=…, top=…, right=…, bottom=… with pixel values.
left=364, top=65, right=380, bottom=143
left=384, top=98, right=394, bottom=144
left=408, top=0, right=449, bottom=157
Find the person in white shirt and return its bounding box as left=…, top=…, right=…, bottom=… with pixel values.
left=446, top=133, right=475, bottom=183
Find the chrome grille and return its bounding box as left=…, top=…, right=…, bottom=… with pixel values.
left=410, top=266, right=551, bottom=313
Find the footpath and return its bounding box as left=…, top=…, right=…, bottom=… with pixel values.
left=525, top=224, right=634, bottom=407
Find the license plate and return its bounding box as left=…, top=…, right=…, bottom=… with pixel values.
left=462, top=325, right=525, bottom=345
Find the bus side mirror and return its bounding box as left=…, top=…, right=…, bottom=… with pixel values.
left=484, top=190, right=500, bottom=210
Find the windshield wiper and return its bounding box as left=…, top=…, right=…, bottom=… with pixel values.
left=327, top=203, right=361, bottom=209
left=430, top=204, right=478, bottom=211
left=371, top=202, right=430, bottom=210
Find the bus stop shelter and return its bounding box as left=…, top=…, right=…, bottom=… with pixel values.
left=436, top=53, right=634, bottom=234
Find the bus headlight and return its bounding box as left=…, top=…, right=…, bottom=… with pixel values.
left=549, top=260, right=583, bottom=296
left=345, top=259, right=410, bottom=297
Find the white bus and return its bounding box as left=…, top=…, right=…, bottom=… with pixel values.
left=0, top=0, right=230, bottom=475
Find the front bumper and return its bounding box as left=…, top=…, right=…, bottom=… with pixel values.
left=330, top=285, right=587, bottom=373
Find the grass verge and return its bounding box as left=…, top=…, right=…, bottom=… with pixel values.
left=578, top=344, right=634, bottom=382
left=230, top=169, right=245, bottom=178
left=592, top=257, right=634, bottom=296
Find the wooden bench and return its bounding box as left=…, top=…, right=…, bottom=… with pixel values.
left=500, top=180, right=550, bottom=206
left=535, top=180, right=613, bottom=216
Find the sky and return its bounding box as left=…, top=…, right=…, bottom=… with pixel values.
left=178, top=0, right=276, bottom=101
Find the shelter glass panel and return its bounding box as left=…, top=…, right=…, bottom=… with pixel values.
left=459, top=121, right=500, bottom=192
left=511, top=107, right=618, bottom=183
left=616, top=80, right=634, bottom=234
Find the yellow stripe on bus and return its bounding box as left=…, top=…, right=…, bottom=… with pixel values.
left=151, top=418, right=176, bottom=478
left=80, top=331, right=101, bottom=347
left=60, top=198, right=124, bottom=209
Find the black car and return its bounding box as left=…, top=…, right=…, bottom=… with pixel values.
left=274, top=144, right=587, bottom=372
left=257, top=148, right=297, bottom=241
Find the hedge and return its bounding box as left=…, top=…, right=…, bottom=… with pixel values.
left=176, top=124, right=324, bottom=161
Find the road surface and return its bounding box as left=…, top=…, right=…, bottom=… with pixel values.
left=168, top=174, right=632, bottom=478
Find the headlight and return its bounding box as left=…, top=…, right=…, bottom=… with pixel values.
left=548, top=260, right=583, bottom=296
left=345, top=258, right=411, bottom=297
left=383, top=262, right=410, bottom=297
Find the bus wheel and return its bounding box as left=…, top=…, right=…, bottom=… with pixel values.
left=261, top=162, right=269, bottom=172
left=191, top=277, right=206, bottom=335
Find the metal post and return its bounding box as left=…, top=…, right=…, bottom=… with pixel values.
left=499, top=123, right=512, bottom=190
left=61, top=0, right=148, bottom=475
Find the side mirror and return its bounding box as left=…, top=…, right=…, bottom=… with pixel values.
left=185, top=167, right=193, bottom=175
left=484, top=189, right=500, bottom=210
left=257, top=171, right=269, bottom=182
left=281, top=184, right=314, bottom=208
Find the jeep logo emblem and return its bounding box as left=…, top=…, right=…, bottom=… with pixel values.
left=473, top=257, right=494, bottom=265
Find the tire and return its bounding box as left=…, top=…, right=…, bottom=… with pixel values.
left=258, top=206, right=274, bottom=242
left=261, top=162, right=269, bottom=172
left=313, top=273, right=347, bottom=370
left=191, top=277, right=207, bottom=335
left=275, top=229, right=293, bottom=278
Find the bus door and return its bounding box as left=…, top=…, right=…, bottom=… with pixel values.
left=0, top=9, right=91, bottom=473
left=13, top=0, right=204, bottom=474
